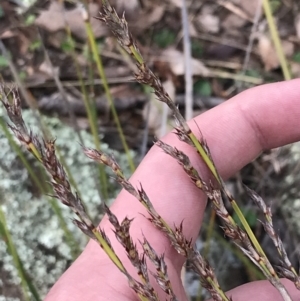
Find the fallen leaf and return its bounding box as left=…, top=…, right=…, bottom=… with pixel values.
left=222, top=14, right=247, bottom=30
left=143, top=79, right=174, bottom=137
left=35, top=2, right=107, bottom=40
left=0, top=29, right=15, bottom=39
left=258, top=35, right=294, bottom=71
left=197, top=13, right=220, bottom=34
left=35, top=2, right=65, bottom=32
left=160, top=48, right=210, bottom=76
left=291, top=61, right=300, bottom=78
left=167, top=0, right=182, bottom=8
left=39, top=60, right=59, bottom=78
left=131, top=5, right=165, bottom=32
left=112, top=0, right=140, bottom=19
left=295, top=13, right=300, bottom=40
left=230, top=0, right=261, bottom=19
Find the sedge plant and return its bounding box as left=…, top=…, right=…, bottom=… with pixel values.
left=1, top=1, right=300, bottom=300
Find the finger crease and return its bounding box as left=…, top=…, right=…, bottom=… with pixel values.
left=237, top=102, right=267, bottom=152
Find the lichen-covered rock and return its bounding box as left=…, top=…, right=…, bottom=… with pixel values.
left=281, top=142, right=300, bottom=235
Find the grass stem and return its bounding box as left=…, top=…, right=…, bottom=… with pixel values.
left=262, top=0, right=291, bottom=80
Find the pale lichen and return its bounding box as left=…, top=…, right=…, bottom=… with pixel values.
left=0, top=106, right=133, bottom=299
left=282, top=142, right=300, bottom=234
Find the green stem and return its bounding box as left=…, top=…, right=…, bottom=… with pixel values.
left=84, top=19, right=135, bottom=173
left=207, top=277, right=230, bottom=301
left=0, top=207, right=41, bottom=301
left=0, top=118, right=80, bottom=258
left=262, top=0, right=291, bottom=80
left=188, top=130, right=277, bottom=278
left=189, top=133, right=220, bottom=181
left=92, top=230, right=149, bottom=301
left=63, top=21, right=107, bottom=201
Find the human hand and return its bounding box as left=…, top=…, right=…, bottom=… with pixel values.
left=45, top=80, right=300, bottom=301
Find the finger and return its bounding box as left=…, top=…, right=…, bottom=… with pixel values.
left=46, top=79, right=300, bottom=301
left=208, top=279, right=299, bottom=301
left=104, top=79, right=300, bottom=259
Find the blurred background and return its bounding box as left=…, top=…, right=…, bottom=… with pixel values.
left=1, top=0, right=300, bottom=300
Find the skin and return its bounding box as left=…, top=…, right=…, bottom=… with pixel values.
left=45, top=80, right=300, bottom=301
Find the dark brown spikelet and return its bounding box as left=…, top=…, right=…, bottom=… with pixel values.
left=245, top=186, right=300, bottom=290
left=97, top=1, right=132, bottom=48
left=73, top=219, right=96, bottom=240
left=141, top=237, right=177, bottom=299
left=82, top=146, right=122, bottom=176
left=156, top=140, right=209, bottom=191
left=0, top=85, right=35, bottom=151
left=104, top=205, right=152, bottom=283
left=0, top=86, right=27, bottom=134
left=0, top=85, right=96, bottom=238
left=126, top=274, right=159, bottom=301
left=41, top=139, right=94, bottom=230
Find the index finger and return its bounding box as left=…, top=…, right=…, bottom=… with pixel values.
left=106, top=79, right=300, bottom=263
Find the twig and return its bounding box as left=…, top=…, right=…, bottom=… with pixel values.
left=181, top=0, right=193, bottom=121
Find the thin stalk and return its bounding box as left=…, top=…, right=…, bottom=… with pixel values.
left=62, top=14, right=107, bottom=201
left=92, top=229, right=126, bottom=272
left=91, top=213, right=155, bottom=301
left=0, top=118, right=44, bottom=191
left=93, top=228, right=148, bottom=301
left=262, top=0, right=291, bottom=80
left=203, top=211, right=216, bottom=258
left=188, top=134, right=220, bottom=181
left=197, top=210, right=216, bottom=301
left=245, top=186, right=300, bottom=289
left=0, top=41, right=45, bottom=140
left=49, top=198, right=81, bottom=258
left=38, top=30, right=84, bottom=145
left=0, top=118, right=80, bottom=258
left=181, top=0, right=193, bottom=121
left=56, top=148, right=84, bottom=202
left=207, top=277, right=229, bottom=301
left=229, top=195, right=272, bottom=272
left=202, top=224, right=264, bottom=280
left=83, top=10, right=135, bottom=172
left=0, top=42, right=84, bottom=201
left=188, top=133, right=276, bottom=278
left=0, top=74, right=85, bottom=249
left=0, top=207, right=41, bottom=301
left=208, top=69, right=263, bottom=84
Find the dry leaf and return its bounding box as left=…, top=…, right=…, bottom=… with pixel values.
left=143, top=79, right=174, bottom=137
left=167, top=0, right=182, bottom=8
left=222, top=14, right=247, bottom=30
left=258, top=35, right=294, bottom=71
left=131, top=5, right=165, bottom=32
left=35, top=2, right=64, bottom=32
left=112, top=0, right=140, bottom=18
left=35, top=2, right=107, bottom=40
left=291, top=61, right=300, bottom=78
left=295, top=13, right=300, bottom=40
left=197, top=12, right=220, bottom=33
left=0, top=30, right=16, bottom=39
left=39, top=60, right=59, bottom=78
left=197, top=6, right=220, bottom=34
left=160, top=48, right=209, bottom=76
left=229, top=0, right=261, bottom=19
